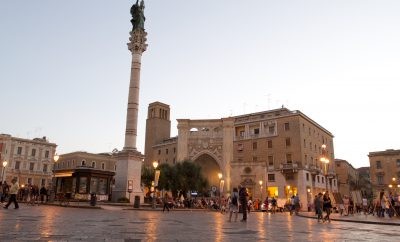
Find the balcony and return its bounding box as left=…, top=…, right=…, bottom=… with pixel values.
left=279, top=162, right=298, bottom=173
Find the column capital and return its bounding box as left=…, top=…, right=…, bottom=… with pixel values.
left=127, top=29, right=148, bottom=54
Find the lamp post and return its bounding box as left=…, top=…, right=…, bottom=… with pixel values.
left=1, top=161, right=8, bottom=182
left=49, top=153, right=59, bottom=202
left=320, top=144, right=330, bottom=192
left=152, top=161, right=159, bottom=209
left=218, top=172, right=223, bottom=210
left=259, top=180, right=263, bottom=203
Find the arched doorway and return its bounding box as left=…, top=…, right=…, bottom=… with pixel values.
left=193, top=153, right=221, bottom=194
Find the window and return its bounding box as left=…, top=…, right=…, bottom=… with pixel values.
left=29, top=163, right=34, bottom=171
left=17, top=147, right=22, bottom=155
left=286, top=154, right=292, bottom=163
left=377, top=175, right=384, bottom=185
left=268, top=156, right=274, bottom=166
left=114, top=165, right=117, bottom=171
left=317, top=176, right=320, bottom=183
left=43, top=164, right=48, bottom=172
left=309, top=142, right=312, bottom=150
left=322, top=177, right=325, bottom=183
left=252, top=156, right=257, bottom=162
left=237, top=143, right=243, bottom=151
left=41, top=179, right=46, bottom=186
left=268, top=174, right=275, bottom=182
left=284, top=122, right=290, bottom=131
left=285, top=138, right=291, bottom=147
left=252, top=142, right=257, bottom=150
left=397, top=159, right=400, bottom=167
left=267, top=140, right=273, bottom=148
left=173, top=148, right=176, bottom=153
left=15, top=161, right=21, bottom=170
left=158, top=150, right=161, bottom=155
left=240, top=131, right=245, bottom=137
left=254, top=128, right=260, bottom=135
left=269, top=126, right=275, bottom=134
left=45, top=150, right=49, bottom=158
left=31, top=149, right=36, bottom=157
left=81, top=160, right=86, bottom=166
left=376, top=161, right=382, bottom=169
left=101, top=163, right=105, bottom=170
left=166, top=149, right=169, bottom=154
left=91, top=161, right=96, bottom=168
left=28, top=178, right=32, bottom=185
left=337, top=163, right=340, bottom=167
left=306, top=173, right=310, bottom=181
left=303, top=139, right=306, bottom=147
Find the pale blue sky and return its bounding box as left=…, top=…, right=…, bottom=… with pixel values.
left=1, top=1, right=399, bottom=168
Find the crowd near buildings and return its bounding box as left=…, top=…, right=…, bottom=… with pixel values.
left=1, top=124, right=399, bottom=210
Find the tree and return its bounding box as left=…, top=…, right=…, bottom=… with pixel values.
left=141, top=165, right=153, bottom=193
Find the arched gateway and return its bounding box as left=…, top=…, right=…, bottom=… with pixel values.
left=176, top=118, right=234, bottom=193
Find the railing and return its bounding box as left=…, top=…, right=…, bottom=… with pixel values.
left=279, top=162, right=299, bottom=173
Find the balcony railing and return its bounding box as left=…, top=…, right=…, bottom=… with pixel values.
left=279, top=162, right=299, bottom=173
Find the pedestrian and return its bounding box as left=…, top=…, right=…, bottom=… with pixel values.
left=162, top=193, right=170, bottom=212
left=40, top=185, right=48, bottom=203
left=228, top=187, right=239, bottom=222
left=238, top=184, right=248, bottom=222
left=323, top=191, right=332, bottom=223
left=3, top=178, right=19, bottom=209
left=1, top=181, right=9, bottom=203
left=294, top=194, right=300, bottom=215
left=271, top=197, right=277, bottom=214
left=314, top=193, right=323, bottom=222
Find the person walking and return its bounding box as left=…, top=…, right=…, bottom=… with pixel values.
left=228, top=187, right=239, bottom=222
left=162, top=193, right=170, bottom=212
left=323, top=191, right=332, bottom=223
left=238, top=184, right=248, bottom=222
left=314, top=193, right=323, bottom=222
left=3, top=178, right=19, bottom=209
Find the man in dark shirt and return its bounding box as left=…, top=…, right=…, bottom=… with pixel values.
left=238, top=184, right=248, bottom=221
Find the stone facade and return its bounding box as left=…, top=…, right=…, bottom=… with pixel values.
left=145, top=104, right=339, bottom=209
left=368, top=149, right=400, bottom=197
left=0, top=134, right=57, bottom=187
left=335, top=159, right=359, bottom=197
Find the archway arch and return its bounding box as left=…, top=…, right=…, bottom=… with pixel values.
left=193, top=153, right=221, bottom=190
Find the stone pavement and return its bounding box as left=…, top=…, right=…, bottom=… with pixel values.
left=1, top=204, right=400, bottom=241
left=299, top=211, right=400, bottom=226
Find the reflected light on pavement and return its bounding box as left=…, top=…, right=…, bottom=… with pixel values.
left=214, top=213, right=223, bottom=242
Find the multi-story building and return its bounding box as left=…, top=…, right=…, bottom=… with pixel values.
left=369, top=149, right=400, bottom=197
left=335, top=159, right=359, bottom=197
left=53, top=151, right=116, bottom=201
left=144, top=102, right=338, bottom=209
left=0, top=134, right=57, bottom=187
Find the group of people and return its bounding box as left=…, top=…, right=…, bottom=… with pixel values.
left=1, top=178, right=50, bottom=209
left=314, top=191, right=332, bottom=223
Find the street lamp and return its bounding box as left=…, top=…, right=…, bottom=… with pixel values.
left=152, top=161, right=159, bottom=209
left=50, top=153, right=59, bottom=202
left=1, top=161, right=8, bottom=182
left=320, top=144, right=330, bottom=192
left=259, top=180, right=263, bottom=203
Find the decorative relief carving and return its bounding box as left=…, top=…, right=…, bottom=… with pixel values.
left=188, top=138, right=223, bottom=161
left=128, top=29, right=147, bottom=54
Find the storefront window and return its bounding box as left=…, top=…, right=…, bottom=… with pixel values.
left=79, top=177, right=87, bottom=193
left=90, top=177, right=99, bottom=194
left=267, top=186, right=278, bottom=198
left=98, top=178, right=107, bottom=195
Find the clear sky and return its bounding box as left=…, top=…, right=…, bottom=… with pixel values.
left=1, top=0, right=399, bottom=168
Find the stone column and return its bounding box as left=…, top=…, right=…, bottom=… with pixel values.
left=124, top=29, right=147, bottom=151
left=222, top=117, right=234, bottom=192
left=113, top=27, right=147, bottom=203
left=177, top=119, right=190, bottom=161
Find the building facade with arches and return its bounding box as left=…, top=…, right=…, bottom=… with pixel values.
left=144, top=102, right=339, bottom=208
